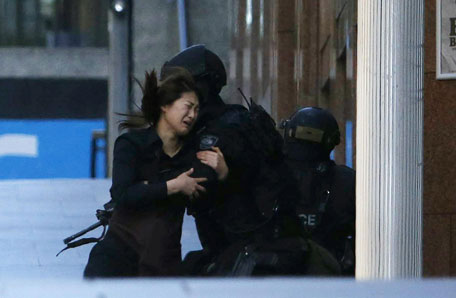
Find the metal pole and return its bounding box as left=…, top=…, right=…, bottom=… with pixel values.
left=177, top=0, right=188, bottom=50
left=356, top=0, right=424, bottom=279
left=107, top=0, right=131, bottom=177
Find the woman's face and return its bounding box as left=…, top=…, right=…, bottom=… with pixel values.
left=161, top=91, right=199, bottom=136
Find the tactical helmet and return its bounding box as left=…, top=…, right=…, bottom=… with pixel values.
left=160, top=44, right=227, bottom=96
left=281, top=107, right=340, bottom=153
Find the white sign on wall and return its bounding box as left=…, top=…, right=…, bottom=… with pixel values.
left=437, top=0, right=456, bottom=79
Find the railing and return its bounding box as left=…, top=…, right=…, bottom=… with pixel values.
left=90, top=129, right=107, bottom=178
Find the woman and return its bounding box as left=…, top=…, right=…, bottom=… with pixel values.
left=84, top=67, right=226, bottom=277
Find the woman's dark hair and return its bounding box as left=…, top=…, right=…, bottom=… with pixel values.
left=119, top=67, right=199, bottom=130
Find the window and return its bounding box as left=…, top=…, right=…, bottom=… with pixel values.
left=0, top=0, right=108, bottom=47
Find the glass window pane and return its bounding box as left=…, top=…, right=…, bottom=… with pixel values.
left=0, top=0, right=108, bottom=47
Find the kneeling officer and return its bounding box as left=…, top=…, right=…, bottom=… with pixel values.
left=281, top=107, right=356, bottom=275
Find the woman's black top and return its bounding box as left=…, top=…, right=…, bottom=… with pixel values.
left=107, top=127, right=216, bottom=272
left=109, top=127, right=216, bottom=209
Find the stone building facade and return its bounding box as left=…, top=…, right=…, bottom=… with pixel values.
left=228, top=0, right=456, bottom=277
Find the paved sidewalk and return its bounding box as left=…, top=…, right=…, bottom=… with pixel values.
left=0, top=179, right=201, bottom=279
left=1, top=179, right=456, bottom=297
left=1, top=277, right=456, bottom=298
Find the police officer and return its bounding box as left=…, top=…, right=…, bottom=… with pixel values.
left=161, top=45, right=314, bottom=276
left=281, top=107, right=356, bottom=275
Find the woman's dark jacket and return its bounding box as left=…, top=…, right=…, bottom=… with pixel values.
left=107, top=127, right=216, bottom=275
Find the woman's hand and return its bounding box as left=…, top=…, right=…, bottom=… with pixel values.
left=197, top=147, right=229, bottom=181
left=167, top=168, right=207, bottom=198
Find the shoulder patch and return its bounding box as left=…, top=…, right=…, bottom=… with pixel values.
left=200, top=135, right=219, bottom=150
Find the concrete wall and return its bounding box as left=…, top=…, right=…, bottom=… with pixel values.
left=131, top=0, right=179, bottom=107
left=0, top=48, right=108, bottom=79
left=186, top=0, right=232, bottom=100
left=131, top=0, right=232, bottom=108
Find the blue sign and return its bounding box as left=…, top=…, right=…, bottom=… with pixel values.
left=0, top=119, right=106, bottom=179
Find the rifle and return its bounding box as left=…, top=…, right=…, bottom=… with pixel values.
left=57, top=160, right=187, bottom=257
left=228, top=244, right=284, bottom=276
left=56, top=207, right=113, bottom=257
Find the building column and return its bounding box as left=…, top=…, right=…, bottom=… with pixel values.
left=356, top=1, right=424, bottom=279
left=107, top=1, right=131, bottom=177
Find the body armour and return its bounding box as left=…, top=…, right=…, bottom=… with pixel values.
left=190, top=102, right=300, bottom=251
left=289, top=159, right=356, bottom=275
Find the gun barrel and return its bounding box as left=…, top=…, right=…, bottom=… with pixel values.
left=63, top=221, right=103, bottom=245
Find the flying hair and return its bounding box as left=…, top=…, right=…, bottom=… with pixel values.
left=118, top=67, right=199, bottom=131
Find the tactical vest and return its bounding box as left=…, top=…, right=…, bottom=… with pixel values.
left=194, top=103, right=294, bottom=238
left=291, top=160, right=356, bottom=274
